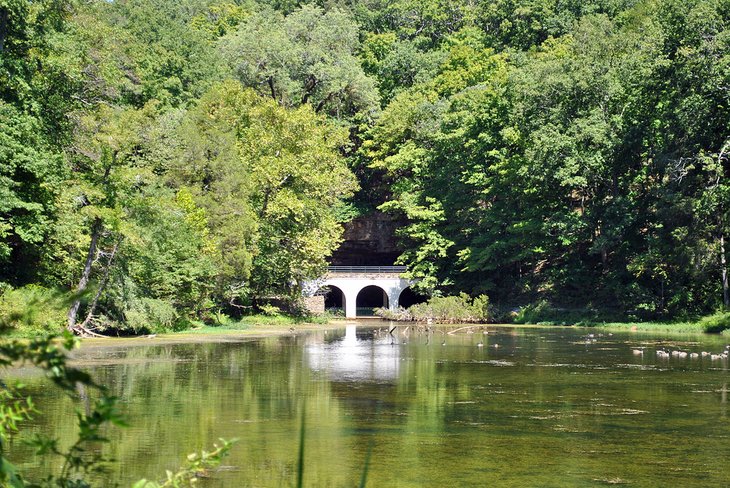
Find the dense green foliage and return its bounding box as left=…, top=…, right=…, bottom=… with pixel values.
left=358, top=0, right=730, bottom=320
left=377, top=293, right=490, bottom=323
left=699, top=311, right=730, bottom=333
left=0, top=0, right=358, bottom=334
left=0, top=0, right=728, bottom=332
left=0, top=325, right=126, bottom=485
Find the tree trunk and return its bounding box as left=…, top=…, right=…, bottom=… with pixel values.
left=67, top=218, right=102, bottom=332
left=79, top=238, right=121, bottom=331
left=660, top=279, right=665, bottom=313
left=315, top=92, right=334, bottom=113
left=267, top=77, right=277, bottom=101
left=722, top=233, right=729, bottom=309
left=0, top=8, right=7, bottom=53
left=301, top=75, right=318, bottom=104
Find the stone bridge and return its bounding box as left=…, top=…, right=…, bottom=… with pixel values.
left=305, top=266, right=416, bottom=319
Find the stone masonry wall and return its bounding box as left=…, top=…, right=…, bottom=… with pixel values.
left=303, top=295, right=325, bottom=315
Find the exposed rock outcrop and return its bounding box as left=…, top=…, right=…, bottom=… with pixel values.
left=330, top=211, right=400, bottom=266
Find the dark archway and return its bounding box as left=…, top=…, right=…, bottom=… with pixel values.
left=398, top=287, right=428, bottom=308
left=322, top=285, right=346, bottom=316
left=356, top=285, right=389, bottom=317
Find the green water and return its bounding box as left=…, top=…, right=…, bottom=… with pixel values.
left=10, top=325, right=730, bottom=487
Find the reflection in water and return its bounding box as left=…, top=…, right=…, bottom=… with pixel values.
left=307, top=323, right=401, bottom=382
left=8, top=326, right=730, bottom=487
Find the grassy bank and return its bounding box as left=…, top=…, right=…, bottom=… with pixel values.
left=0, top=308, right=342, bottom=339
left=373, top=296, right=730, bottom=335
left=508, top=302, right=730, bottom=335
left=175, top=313, right=340, bottom=335
left=576, top=321, right=708, bottom=334
left=69, top=317, right=345, bottom=349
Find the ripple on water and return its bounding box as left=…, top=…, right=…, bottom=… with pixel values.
left=553, top=425, right=592, bottom=433
left=573, top=408, right=649, bottom=416
left=468, top=360, right=515, bottom=366
left=592, top=477, right=630, bottom=485
left=615, top=363, right=657, bottom=370
left=528, top=363, right=591, bottom=368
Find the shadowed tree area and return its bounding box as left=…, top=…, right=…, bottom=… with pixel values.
left=398, top=287, right=428, bottom=308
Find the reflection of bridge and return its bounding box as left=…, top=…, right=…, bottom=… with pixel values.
left=307, top=324, right=401, bottom=381
left=312, top=266, right=413, bottom=319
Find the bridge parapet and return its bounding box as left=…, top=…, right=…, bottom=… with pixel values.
left=327, top=266, right=407, bottom=274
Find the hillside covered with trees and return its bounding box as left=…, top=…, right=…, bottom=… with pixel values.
left=1, top=0, right=729, bottom=333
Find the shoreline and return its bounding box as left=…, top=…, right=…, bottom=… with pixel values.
left=5, top=320, right=723, bottom=373
left=76, top=320, right=721, bottom=350
left=76, top=321, right=349, bottom=349
left=4, top=319, right=719, bottom=353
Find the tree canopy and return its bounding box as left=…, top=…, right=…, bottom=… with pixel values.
left=0, top=0, right=728, bottom=332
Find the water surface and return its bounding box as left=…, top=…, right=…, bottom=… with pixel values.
left=10, top=325, right=730, bottom=487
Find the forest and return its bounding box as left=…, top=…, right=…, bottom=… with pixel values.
left=1, top=0, right=729, bottom=334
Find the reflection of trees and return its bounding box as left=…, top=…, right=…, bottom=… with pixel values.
left=5, top=330, right=603, bottom=486
left=12, top=337, right=356, bottom=486
left=12, top=329, right=730, bottom=486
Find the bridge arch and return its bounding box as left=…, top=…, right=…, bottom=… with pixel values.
left=322, top=285, right=346, bottom=315
left=398, top=287, right=428, bottom=309
left=311, top=266, right=413, bottom=318
left=356, top=285, right=389, bottom=316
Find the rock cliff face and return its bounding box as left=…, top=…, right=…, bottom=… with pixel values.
left=330, top=211, right=401, bottom=266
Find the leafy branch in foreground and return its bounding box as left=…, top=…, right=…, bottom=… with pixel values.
left=133, top=438, right=236, bottom=488
left=0, top=332, right=236, bottom=487
left=0, top=333, right=126, bottom=487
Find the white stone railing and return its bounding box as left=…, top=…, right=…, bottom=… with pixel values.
left=327, top=266, right=407, bottom=274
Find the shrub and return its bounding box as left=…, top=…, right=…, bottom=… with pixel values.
left=512, top=300, right=558, bottom=324
left=325, top=307, right=345, bottom=318
left=374, top=306, right=412, bottom=321
left=307, top=311, right=338, bottom=324
left=0, top=285, right=67, bottom=335
left=259, top=303, right=282, bottom=317
left=699, top=312, right=730, bottom=334
left=408, top=293, right=489, bottom=324
left=124, top=298, right=179, bottom=333
left=511, top=301, right=623, bottom=325
left=212, top=310, right=234, bottom=326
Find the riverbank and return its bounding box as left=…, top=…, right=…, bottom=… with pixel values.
left=5, top=315, right=725, bottom=349
left=507, top=302, right=730, bottom=334
left=0, top=310, right=342, bottom=340
left=574, top=321, right=706, bottom=334
left=381, top=318, right=726, bottom=336
left=515, top=311, right=730, bottom=335
left=76, top=320, right=348, bottom=349
left=81, top=317, right=729, bottom=347
left=443, top=321, right=720, bottom=335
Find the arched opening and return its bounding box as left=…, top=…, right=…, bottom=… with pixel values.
left=398, top=287, right=428, bottom=309
left=356, top=285, right=389, bottom=317
left=321, top=285, right=346, bottom=317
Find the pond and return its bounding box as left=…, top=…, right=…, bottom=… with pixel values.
left=10, top=325, right=730, bottom=487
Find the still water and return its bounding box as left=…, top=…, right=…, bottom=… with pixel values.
left=11, top=325, right=730, bottom=487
